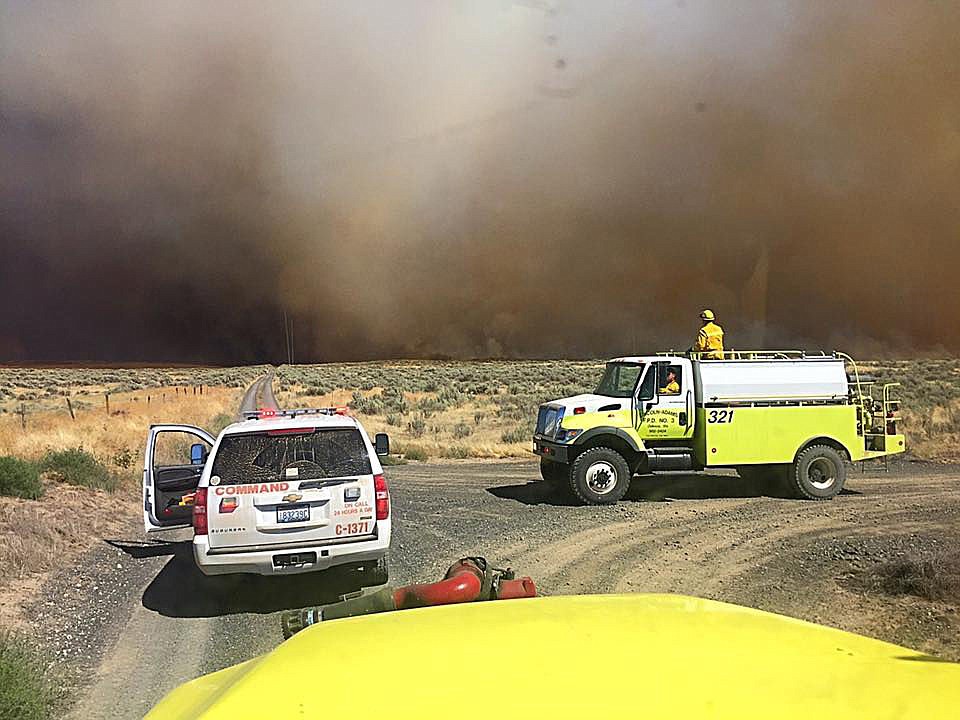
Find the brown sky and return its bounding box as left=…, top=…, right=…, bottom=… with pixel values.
left=1, top=1, right=958, bottom=362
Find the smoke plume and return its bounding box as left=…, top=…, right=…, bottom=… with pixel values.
left=2, top=1, right=959, bottom=363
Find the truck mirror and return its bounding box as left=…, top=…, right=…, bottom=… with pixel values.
left=190, top=443, right=208, bottom=465
left=374, top=433, right=390, bottom=456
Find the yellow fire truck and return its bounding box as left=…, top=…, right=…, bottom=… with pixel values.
left=533, top=351, right=904, bottom=504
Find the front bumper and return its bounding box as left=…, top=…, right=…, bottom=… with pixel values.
left=533, top=437, right=570, bottom=464
left=193, top=533, right=389, bottom=576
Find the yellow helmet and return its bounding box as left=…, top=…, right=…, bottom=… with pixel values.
left=700, top=309, right=715, bottom=321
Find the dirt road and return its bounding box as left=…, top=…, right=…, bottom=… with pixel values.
left=238, top=371, right=278, bottom=414
left=49, top=453, right=959, bottom=719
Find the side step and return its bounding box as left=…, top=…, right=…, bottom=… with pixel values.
left=646, top=447, right=695, bottom=471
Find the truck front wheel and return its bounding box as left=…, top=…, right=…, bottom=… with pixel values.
left=570, top=447, right=631, bottom=505
left=791, top=445, right=847, bottom=500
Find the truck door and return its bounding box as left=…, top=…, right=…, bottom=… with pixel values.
left=635, top=360, right=695, bottom=440
left=143, top=424, right=215, bottom=533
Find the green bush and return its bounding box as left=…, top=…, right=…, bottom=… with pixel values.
left=0, top=458, right=43, bottom=500
left=452, top=422, right=472, bottom=439
left=501, top=426, right=530, bottom=444
left=407, top=414, right=427, bottom=438
left=439, top=444, right=470, bottom=459
left=401, top=445, right=429, bottom=462
left=38, top=448, right=118, bottom=492
left=0, top=631, right=56, bottom=720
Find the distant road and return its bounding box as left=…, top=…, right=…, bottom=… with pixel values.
left=238, top=371, right=278, bottom=416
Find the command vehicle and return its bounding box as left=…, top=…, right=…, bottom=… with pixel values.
left=143, top=408, right=392, bottom=580
left=534, top=351, right=904, bottom=504
left=145, top=593, right=959, bottom=719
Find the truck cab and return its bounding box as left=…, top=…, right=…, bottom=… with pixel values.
left=534, top=351, right=905, bottom=505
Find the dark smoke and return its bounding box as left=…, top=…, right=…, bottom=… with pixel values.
left=2, top=1, right=959, bottom=363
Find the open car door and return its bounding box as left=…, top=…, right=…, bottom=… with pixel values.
left=144, top=424, right=216, bottom=533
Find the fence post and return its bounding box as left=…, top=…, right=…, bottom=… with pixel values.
left=66, top=397, right=76, bottom=420
left=18, top=403, right=26, bottom=430
left=105, top=393, right=110, bottom=415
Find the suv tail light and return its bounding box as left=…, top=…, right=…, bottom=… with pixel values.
left=374, top=474, right=389, bottom=520
left=193, top=487, right=208, bottom=535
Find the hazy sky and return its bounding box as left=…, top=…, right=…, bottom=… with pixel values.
left=2, top=1, right=958, bottom=362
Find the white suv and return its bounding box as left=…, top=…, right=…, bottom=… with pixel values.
left=142, top=408, right=391, bottom=581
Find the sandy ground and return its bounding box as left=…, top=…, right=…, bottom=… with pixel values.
left=29, top=455, right=958, bottom=719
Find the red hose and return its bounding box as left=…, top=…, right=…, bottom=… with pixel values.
left=496, top=577, right=537, bottom=599
left=392, top=561, right=483, bottom=608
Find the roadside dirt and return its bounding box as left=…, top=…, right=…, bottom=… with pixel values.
left=39, top=456, right=960, bottom=718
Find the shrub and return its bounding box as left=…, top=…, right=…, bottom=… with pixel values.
left=0, top=458, right=43, bottom=500
left=501, top=426, right=530, bottom=444
left=111, top=447, right=136, bottom=470
left=39, top=448, right=118, bottom=492
left=407, top=414, right=427, bottom=438
left=873, top=551, right=960, bottom=603
left=452, top=422, right=472, bottom=439
left=440, top=444, right=470, bottom=459
left=402, top=445, right=429, bottom=462
left=0, top=631, right=57, bottom=720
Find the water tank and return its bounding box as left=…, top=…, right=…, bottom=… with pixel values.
left=697, top=359, right=848, bottom=403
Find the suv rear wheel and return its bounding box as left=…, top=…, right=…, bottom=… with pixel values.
left=790, top=445, right=846, bottom=500
left=357, top=556, right=389, bottom=587
left=569, top=447, right=631, bottom=505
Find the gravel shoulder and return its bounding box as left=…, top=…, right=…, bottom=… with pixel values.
left=43, top=456, right=960, bottom=718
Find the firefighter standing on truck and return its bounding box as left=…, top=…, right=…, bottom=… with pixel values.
left=694, top=309, right=724, bottom=359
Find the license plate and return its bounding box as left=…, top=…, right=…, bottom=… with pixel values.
left=277, top=504, right=310, bottom=523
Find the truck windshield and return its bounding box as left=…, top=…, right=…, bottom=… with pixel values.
left=210, top=428, right=372, bottom=485
left=595, top=363, right=644, bottom=398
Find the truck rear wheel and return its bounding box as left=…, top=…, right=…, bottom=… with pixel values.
left=570, top=447, right=631, bottom=505
left=791, top=445, right=846, bottom=500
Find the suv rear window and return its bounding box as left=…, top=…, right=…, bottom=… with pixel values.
left=211, top=429, right=372, bottom=485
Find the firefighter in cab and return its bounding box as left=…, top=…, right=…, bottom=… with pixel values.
left=694, top=309, right=724, bottom=359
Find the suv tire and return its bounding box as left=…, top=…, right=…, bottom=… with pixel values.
left=569, top=447, right=631, bottom=505
left=790, top=445, right=846, bottom=500
left=359, top=556, right=389, bottom=587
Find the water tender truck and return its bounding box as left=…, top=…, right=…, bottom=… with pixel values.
left=533, top=351, right=904, bottom=504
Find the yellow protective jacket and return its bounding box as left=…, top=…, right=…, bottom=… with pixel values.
left=695, top=321, right=724, bottom=359
left=660, top=380, right=680, bottom=395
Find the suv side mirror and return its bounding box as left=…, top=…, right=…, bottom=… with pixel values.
left=374, top=433, right=390, bottom=456
left=190, top=443, right=208, bottom=466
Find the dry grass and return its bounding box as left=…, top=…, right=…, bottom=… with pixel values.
left=0, top=371, right=253, bottom=622
left=871, top=551, right=960, bottom=604
left=858, top=359, right=960, bottom=461
left=0, top=483, right=139, bottom=585
left=0, top=387, right=243, bottom=486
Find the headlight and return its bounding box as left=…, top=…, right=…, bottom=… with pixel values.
left=556, top=428, right=583, bottom=443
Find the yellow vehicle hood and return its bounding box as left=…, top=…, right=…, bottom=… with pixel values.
left=147, top=594, right=957, bottom=720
